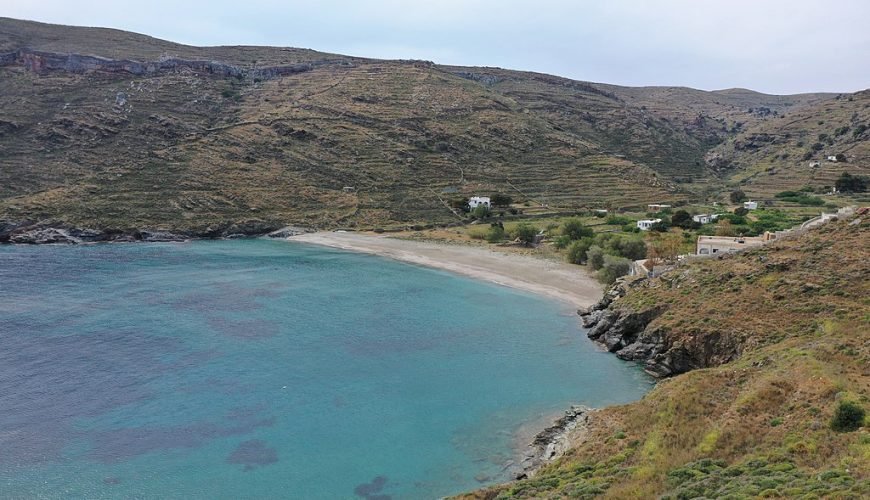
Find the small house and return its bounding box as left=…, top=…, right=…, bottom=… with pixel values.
left=827, top=155, right=838, bottom=162
left=342, top=186, right=356, bottom=193
left=647, top=204, right=671, bottom=212
left=692, top=214, right=719, bottom=224
left=637, top=218, right=661, bottom=231
left=809, top=160, right=821, bottom=167
left=468, top=196, right=491, bottom=209
left=743, top=201, right=758, bottom=210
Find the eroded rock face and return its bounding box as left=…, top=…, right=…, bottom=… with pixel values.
left=579, top=278, right=740, bottom=378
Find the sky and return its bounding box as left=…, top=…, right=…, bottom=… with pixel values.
left=4, top=0, right=869, bottom=94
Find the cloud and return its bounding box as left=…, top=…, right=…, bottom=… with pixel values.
left=4, top=0, right=869, bottom=93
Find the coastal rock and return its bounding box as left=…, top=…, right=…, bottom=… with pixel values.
left=267, top=225, right=314, bottom=238
left=135, top=230, right=188, bottom=242
left=514, top=406, right=593, bottom=480
left=9, top=227, right=79, bottom=244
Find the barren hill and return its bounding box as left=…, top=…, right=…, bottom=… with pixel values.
left=0, top=17, right=861, bottom=239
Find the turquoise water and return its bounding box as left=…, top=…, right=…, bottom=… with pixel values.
left=0, top=239, right=651, bottom=498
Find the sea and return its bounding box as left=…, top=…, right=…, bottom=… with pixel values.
left=0, top=239, right=651, bottom=499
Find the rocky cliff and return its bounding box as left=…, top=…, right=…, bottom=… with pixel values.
left=580, top=276, right=742, bottom=378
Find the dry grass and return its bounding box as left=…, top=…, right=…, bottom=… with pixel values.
left=461, top=218, right=869, bottom=498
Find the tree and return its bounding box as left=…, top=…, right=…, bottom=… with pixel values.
left=471, top=204, right=491, bottom=218
left=566, top=238, right=593, bottom=264
left=511, top=223, right=538, bottom=246
left=715, top=219, right=736, bottom=237
left=830, top=401, right=865, bottom=432
left=835, top=153, right=847, bottom=163
left=730, top=190, right=747, bottom=203
left=490, top=193, right=513, bottom=207
left=561, top=218, right=594, bottom=241
left=647, top=233, right=682, bottom=263
left=586, top=245, right=605, bottom=270
left=597, top=255, right=632, bottom=285
left=485, top=225, right=505, bottom=243
left=613, top=238, right=647, bottom=260
left=671, top=210, right=693, bottom=229
left=835, top=172, right=868, bottom=193
left=733, top=207, right=749, bottom=216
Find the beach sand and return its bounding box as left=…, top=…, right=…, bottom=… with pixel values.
left=288, top=232, right=603, bottom=309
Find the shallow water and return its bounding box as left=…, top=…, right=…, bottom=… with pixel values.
left=0, top=239, right=651, bottom=498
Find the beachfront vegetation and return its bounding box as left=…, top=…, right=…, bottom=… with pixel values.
left=511, top=223, right=538, bottom=246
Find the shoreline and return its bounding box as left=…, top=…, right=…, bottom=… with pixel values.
left=287, top=232, right=604, bottom=309
left=288, top=231, right=607, bottom=477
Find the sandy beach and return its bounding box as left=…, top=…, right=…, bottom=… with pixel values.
left=288, top=232, right=604, bottom=309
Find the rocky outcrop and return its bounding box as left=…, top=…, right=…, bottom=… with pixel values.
left=0, top=48, right=351, bottom=82
left=514, top=406, right=593, bottom=480
left=0, top=219, right=297, bottom=244
left=579, top=278, right=741, bottom=378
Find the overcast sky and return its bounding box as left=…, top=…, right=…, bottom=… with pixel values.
left=5, top=0, right=869, bottom=94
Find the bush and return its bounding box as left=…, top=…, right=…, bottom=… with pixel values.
left=553, top=235, right=572, bottom=249
left=835, top=172, right=868, bottom=193
left=561, top=218, right=594, bottom=240
left=471, top=204, right=491, bottom=218
left=733, top=207, right=749, bottom=216
left=566, top=238, right=593, bottom=264
left=671, top=210, right=692, bottom=228
left=586, top=246, right=605, bottom=270
left=511, top=223, right=538, bottom=246
left=606, top=215, right=633, bottom=226
left=613, top=237, right=647, bottom=260
left=490, top=193, right=513, bottom=207
left=830, top=401, right=865, bottom=432
left=485, top=225, right=505, bottom=243
left=597, top=255, right=632, bottom=285
left=730, top=190, right=747, bottom=203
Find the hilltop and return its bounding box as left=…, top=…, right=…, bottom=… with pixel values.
left=464, top=216, right=869, bottom=498
left=1, top=18, right=862, bottom=241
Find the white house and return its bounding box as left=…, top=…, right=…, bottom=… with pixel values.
left=743, top=201, right=758, bottom=210
left=809, top=160, right=821, bottom=167
left=692, top=214, right=719, bottom=224
left=827, top=155, right=838, bottom=162
left=637, top=218, right=662, bottom=231
left=468, top=196, right=491, bottom=209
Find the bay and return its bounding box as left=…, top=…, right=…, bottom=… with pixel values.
left=0, top=239, right=651, bottom=498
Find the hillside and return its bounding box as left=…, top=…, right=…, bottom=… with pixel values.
left=465, top=216, right=869, bottom=498
left=707, top=90, right=870, bottom=197
left=0, top=18, right=858, bottom=240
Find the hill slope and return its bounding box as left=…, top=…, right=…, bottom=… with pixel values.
left=465, top=216, right=869, bottom=498
left=0, top=17, right=860, bottom=240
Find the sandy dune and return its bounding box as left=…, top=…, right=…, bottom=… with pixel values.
left=288, top=232, right=603, bottom=309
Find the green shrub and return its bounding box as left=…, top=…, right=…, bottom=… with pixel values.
left=566, top=238, right=593, bottom=265
left=597, top=255, right=632, bottom=284
left=605, top=215, right=632, bottom=226
left=511, top=223, right=538, bottom=246
left=561, top=218, right=594, bottom=240
left=485, top=225, right=506, bottom=243
left=830, top=401, right=865, bottom=432
left=587, top=245, right=605, bottom=270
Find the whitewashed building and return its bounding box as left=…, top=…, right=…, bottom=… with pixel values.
left=468, top=196, right=491, bottom=209
left=637, top=218, right=662, bottom=231
left=743, top=201, right=758, bottom=210
left=692, top=214, right=719, bottom=224
left=827, top=155, right=839, bottom=162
